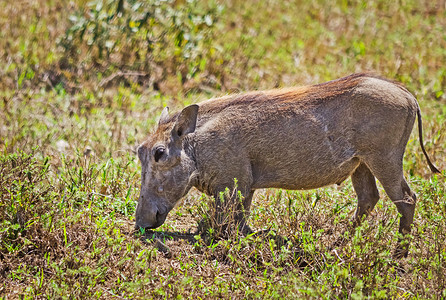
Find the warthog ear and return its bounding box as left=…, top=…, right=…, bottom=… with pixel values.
left=158, top=107, right=170, bottom=126
left=173, top=104, right=199, bottom=138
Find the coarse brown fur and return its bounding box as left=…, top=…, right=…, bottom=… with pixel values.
left=135, top=73, right=441, bottom=258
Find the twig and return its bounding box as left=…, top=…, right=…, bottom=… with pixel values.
left=332, top=249, right=345, bottom=265
left=90, top=191, right=118, bottom=201
left=100, top=287, right=126, bottom=299
left=98, top=71, right=148, bottom=88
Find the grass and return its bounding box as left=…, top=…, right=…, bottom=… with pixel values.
left=1, top=0, right=446, bottom=298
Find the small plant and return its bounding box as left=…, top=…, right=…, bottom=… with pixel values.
left=0, top=149, right=52, bottom=254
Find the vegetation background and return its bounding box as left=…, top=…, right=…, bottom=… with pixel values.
left=1, top=0, right=445, bottom=298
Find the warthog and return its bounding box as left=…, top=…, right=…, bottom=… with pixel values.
left=136, top=73, right=440, bottom=257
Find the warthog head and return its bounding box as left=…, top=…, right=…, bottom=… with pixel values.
left=135, top=105, right=199, bottom=229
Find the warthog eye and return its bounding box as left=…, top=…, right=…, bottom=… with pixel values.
left=154, top=146, right=165, bottom=162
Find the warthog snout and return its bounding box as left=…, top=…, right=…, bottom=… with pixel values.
left=135, top=196, right=169, bottom=229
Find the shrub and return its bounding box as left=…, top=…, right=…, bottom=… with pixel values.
left=58, top=0, right=223, bottom=90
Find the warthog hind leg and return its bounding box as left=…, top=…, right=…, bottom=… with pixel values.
left=330, top=163, right=379, bottom=249
left=366, top=158, right=416, bottom=259
left=351, top=163, right=380, bottom=226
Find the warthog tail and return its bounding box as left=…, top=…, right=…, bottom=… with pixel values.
left=417, top=108, right=441, bottom=174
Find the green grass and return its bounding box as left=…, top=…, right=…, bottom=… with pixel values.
left=1, top=0, right=446, bottom=298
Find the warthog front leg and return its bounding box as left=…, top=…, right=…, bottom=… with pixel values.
left=212, top=187, right=253, bottom=236
left=197, top=184, right=254, bottom=238
left=235, top=190, right=254, bottom=235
